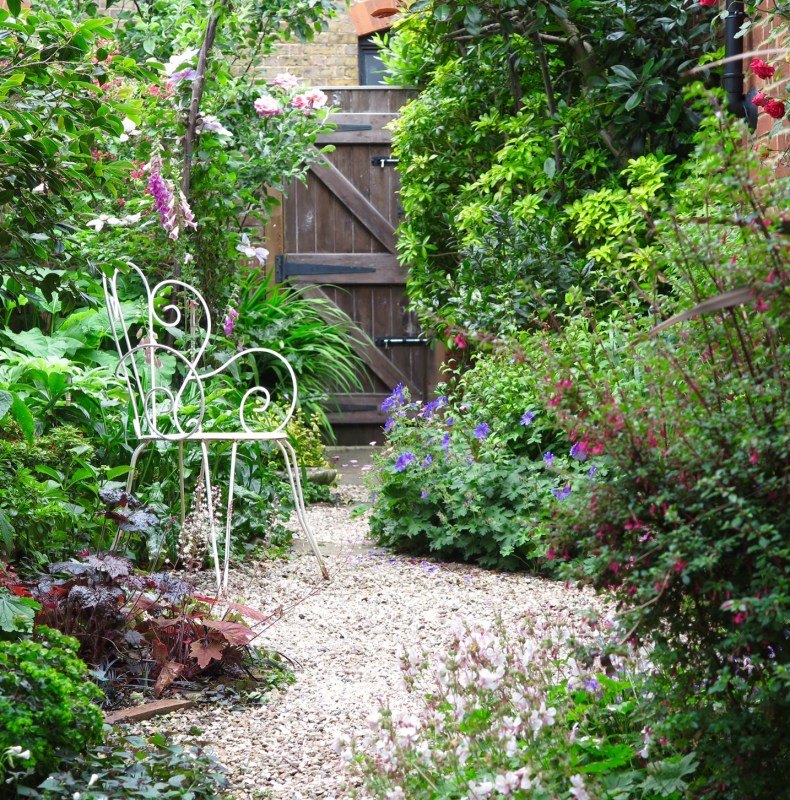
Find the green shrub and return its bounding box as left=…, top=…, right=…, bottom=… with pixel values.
left=31, top=731, right=230, bottom=799
left=369, top=355, right=594, bottom=569
left=0, top=627, right=103, bottom=781
left=538, top=125, right=790, bottom=797
left=0, top=423, right=103, bottom=563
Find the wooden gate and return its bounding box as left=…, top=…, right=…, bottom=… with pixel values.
left=278, top=87, right=437, bottom=442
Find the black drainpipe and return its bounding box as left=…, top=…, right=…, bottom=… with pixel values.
left=723, top=0, right=758, bottom=129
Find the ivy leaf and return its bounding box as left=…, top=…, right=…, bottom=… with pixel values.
left=190, top=639, right=226, bottom=669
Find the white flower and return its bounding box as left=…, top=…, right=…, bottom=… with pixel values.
left=119, top=117, right=139, bottom=142
left=88, top=774, right=99, bottom=787
left=87, top=215, right=122, bottom=231
left=569, top=774, right=590, bottom=800
left=164, top=48, right=199, bottom=76
left=86, top=213, right=141, bottom=231
left=32, top=182, right=47, bottom=193
left=196, top=114, right=233, bottom=137
left=467, top=779, right=494, bottom=798
left=236, top=234, right=269, bottom=264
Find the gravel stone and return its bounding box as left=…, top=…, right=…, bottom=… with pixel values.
left=131, top=485, right=600, bottom=799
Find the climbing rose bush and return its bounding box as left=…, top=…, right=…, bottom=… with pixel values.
left=340, top=616, right=699, bottom=799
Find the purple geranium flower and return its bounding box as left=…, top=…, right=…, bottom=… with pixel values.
left=552, top=484, right=571, bottom=500
left=441, top=432, right=451, bottom=452
left=588, top=465, right=597, bottom=479
left=520, top=411, right=535, bottom=426
left=543, top=451, right=555, bottom=467
left=570, top=441, right=587, bottom=461
left=583, top=677, right=599, bottom=692
left=474, top=422, right=491, bottom=440
left=446, top=416, right=455, bottom=427
left=381, top=383, right=406, bottom=413
left=422, top=454, right=433, bottom=467
left=394, top=452, right=415, bottom=472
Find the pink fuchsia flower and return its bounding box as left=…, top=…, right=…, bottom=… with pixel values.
left=699, top=0, right=717, bottom=6
left=453, top=333, right=467, bottom=349
left=750, top=58, right=776, bottom=80
left=764, top=98, right=786, bottom=120
left=273, top=72, right=299, bottom=91
left=254, top=94, right=283, bottom=117
left=752, top=92, right=768, bottom=107
left=223, top=308, right=239, bottom=337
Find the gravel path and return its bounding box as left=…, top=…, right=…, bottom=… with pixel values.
left=132, top=486, right=600, bottom=799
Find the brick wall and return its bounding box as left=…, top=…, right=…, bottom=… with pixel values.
left=747, top=11, right=789, bottom=177
left=257, top=14, right=360, bottom=87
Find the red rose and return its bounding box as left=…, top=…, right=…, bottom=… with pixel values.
left=764, top=98, right=786, bottom=120
left=750, top=58, right=776, bottom=80
left=751, top=92, right=768, bottom=107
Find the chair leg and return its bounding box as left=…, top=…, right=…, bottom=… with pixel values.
left=200, top=442, right=222, bottom=591
left=277, top=440, right=329, bottom=580
left=113, top=441, right=151, bottom=551
left=222, top=442, right=239, bottom=594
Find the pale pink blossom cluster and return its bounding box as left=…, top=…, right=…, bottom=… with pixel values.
left=341, top=614, right=657, bottom=799
left=254, top=73, right=329, bottom=118
left=291, top=87, right=328, bottom=115
left=254, top=94, right=283, bottom=117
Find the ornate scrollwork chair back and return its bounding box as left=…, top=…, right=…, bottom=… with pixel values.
left=102, top=264, right=328, bottom=591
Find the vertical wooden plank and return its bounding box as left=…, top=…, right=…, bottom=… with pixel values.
left=330, top=144, right=356, bottom=254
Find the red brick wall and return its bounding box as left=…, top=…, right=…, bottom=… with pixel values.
left=747, top=9, right=789, bottom=176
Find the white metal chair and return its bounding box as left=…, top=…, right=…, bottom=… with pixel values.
left=102, top=263, right=329, bottom=592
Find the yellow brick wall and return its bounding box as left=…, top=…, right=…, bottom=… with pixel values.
left=257, top=13, right=360, bottom=87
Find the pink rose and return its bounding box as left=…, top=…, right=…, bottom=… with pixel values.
left=254, top=94, right=283, bottom=117
left=273, top=72, right=299, bottom=91
left=291, top=88, right=328, bottom=114
left=303, top=88, right=328, bottom=110
left=750, top=58, right=776, bottom=80
left=764, top=98, right=786, bottom=120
